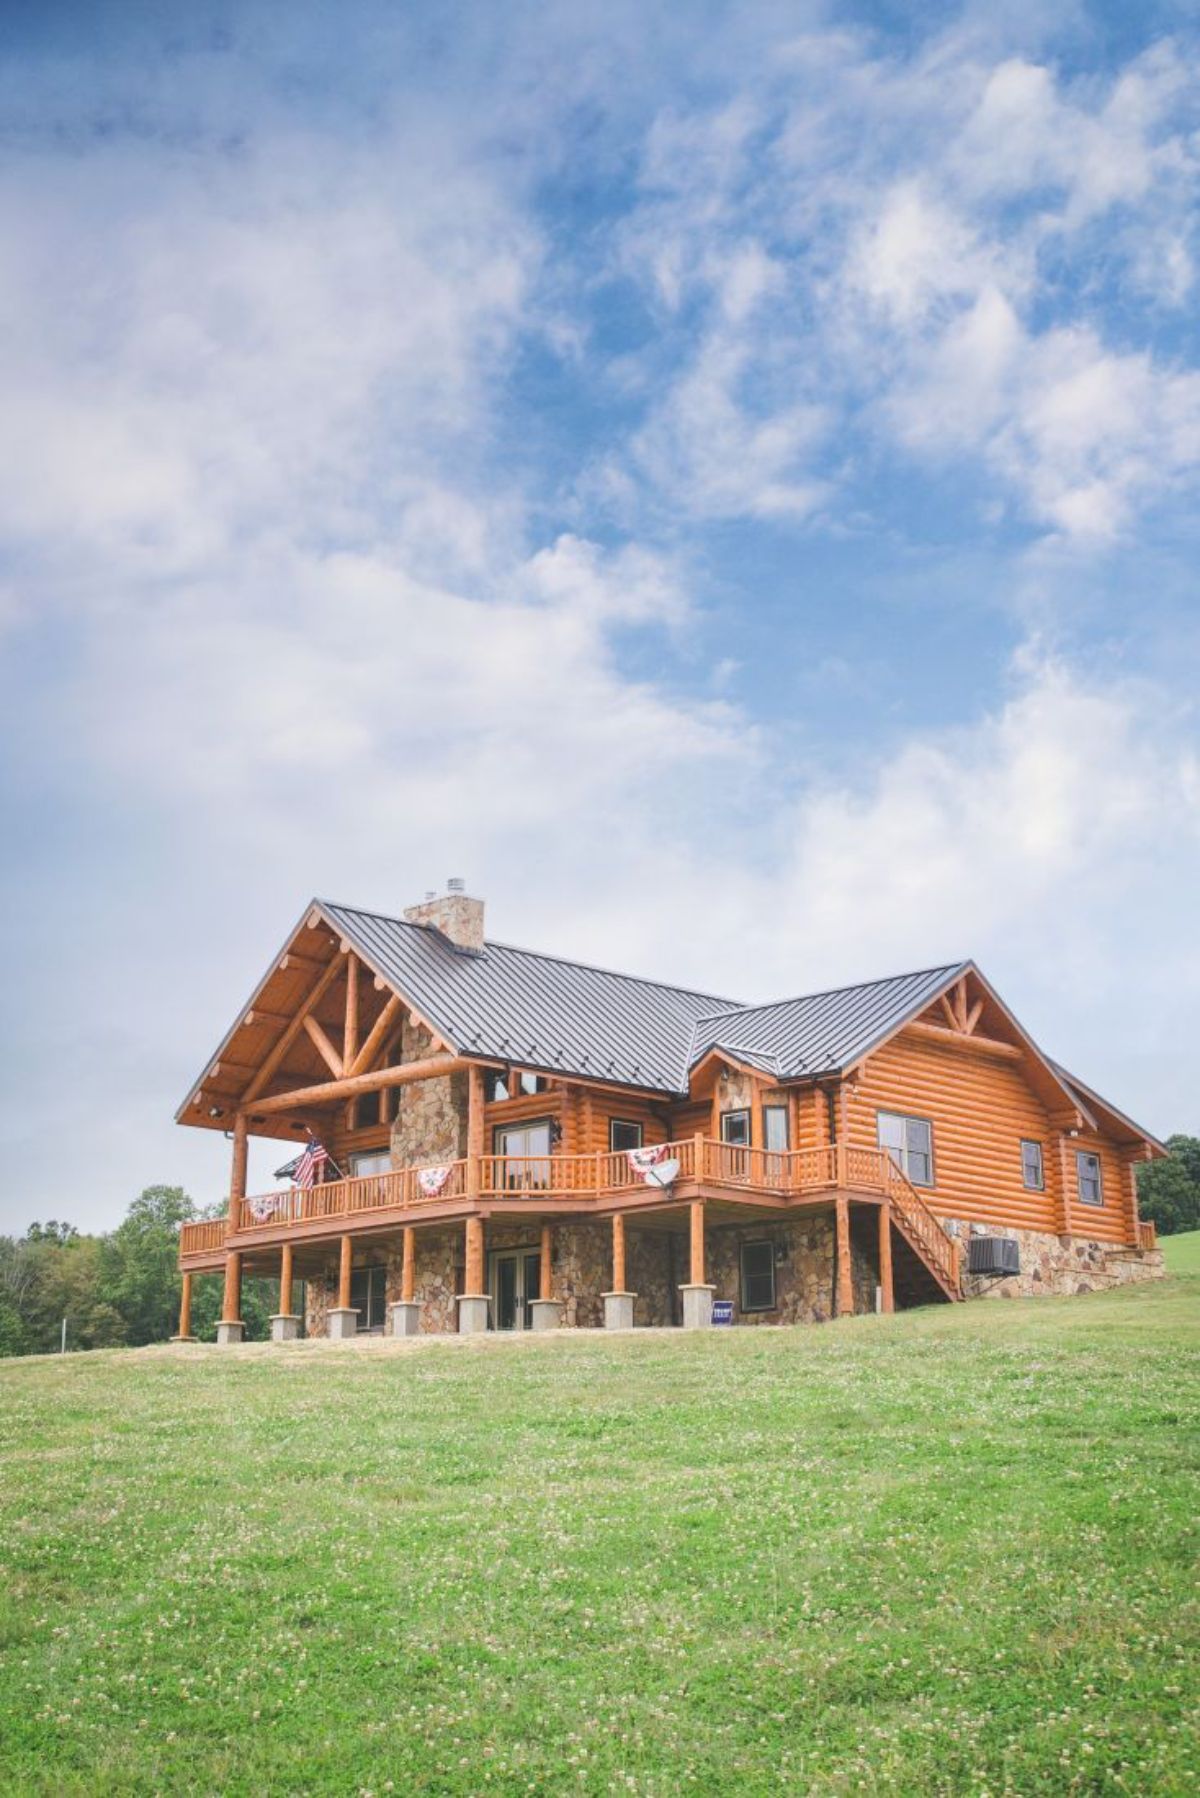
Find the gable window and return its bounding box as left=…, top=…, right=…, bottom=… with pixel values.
left=739, top=1240, right=776, bottom=1312
left=877, top=1111, right=934, bottom=1187
left=354, top=1091, right=382, bottom=1130
left=721, top=1110, right=751, bottom=1146
left=763, top=1105, right=790, bottom=1152
left=1076, top=1150, right=1104, bottom=1207
left=518, top=1072, right=549, bottom=1096
left=349, top=1265, right=387, bottom=1332
left=485, top=1071, right=511, bottom=1103
left=610, top=1118, right=644, bottom=1153
left=1020, top=1139, right=1045, bottom=1191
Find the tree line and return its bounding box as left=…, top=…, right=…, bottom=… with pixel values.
left=1, top=1142, right=1197, bottom=1357
left=0, top=1186, right=279, bottom=1357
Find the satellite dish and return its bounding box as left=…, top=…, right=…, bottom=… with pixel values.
left=643, top=1158, right=680, bottom=1188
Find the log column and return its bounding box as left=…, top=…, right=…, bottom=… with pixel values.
left=680, top=1199, right=715, bottom=1329
left=327, top=1232, right=358, bottom=1339
left=458, top=1216, right=489, bottom=1334
left=529, top=1221, right=561, bottom=1332
left=602, top=1211, right=634, bottom=1330
left=271, top=1241, right=300, bottom=1342
left=877, top=1201, right=894, bottom=1315
left=390, top=1226, right=421, bottom=1338
left=229, top=1112, right=248, bottom=1236
left=172, top=1271, right=195, bottom=1342
left=835, top=1195, right=854, bottom=1318
left=216, top=1251, right=244, bottom=1345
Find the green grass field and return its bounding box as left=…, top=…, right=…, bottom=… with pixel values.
left=1, top=1241, right=1197, bottom=1796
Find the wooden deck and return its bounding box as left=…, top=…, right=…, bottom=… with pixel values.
left=179, top=1136, right=963, bottom=1298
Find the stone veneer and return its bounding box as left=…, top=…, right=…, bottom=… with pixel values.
left=951, top=1223, right=1165, bottom=1300
left=304, top=1213, right=884, bottom=1335
left=389, top=1015, right=468, bottom=1169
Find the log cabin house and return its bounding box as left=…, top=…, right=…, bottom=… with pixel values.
left=174, top=883, right=1165, bottom=1343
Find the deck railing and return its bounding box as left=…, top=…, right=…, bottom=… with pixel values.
left=179, top=1136, right=959, bottom=1294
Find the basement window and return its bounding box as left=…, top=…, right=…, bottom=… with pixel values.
left=1020, top=1139, right=1045, bottom=1190
left=610, top=1118, right=644, bottom=1153
left=739, top=1240, right=776, bottom=1312
left=877, top=1111, right=934, bottom=1187
left=1076, top=1150, right=1104, bottom=1207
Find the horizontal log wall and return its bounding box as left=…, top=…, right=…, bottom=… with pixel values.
left=847, top=1032, right=1131, bottom=1243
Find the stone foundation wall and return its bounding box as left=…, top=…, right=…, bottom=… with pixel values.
left=951, top=1223, right=1166, bottom=1300
left=303, top=1212, right=888, bottom=1336
left=705, top=1216, right=876, bottom=1325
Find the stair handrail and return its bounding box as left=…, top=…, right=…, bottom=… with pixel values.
left=881, top=1155, right=961, bottom=1295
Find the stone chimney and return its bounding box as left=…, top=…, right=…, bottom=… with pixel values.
left=403, top=878, right=485, bottom=951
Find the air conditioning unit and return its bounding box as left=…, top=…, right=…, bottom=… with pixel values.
left=968, top=1236, right=1020, bottom=1277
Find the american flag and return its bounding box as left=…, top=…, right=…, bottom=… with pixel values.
left=292, top=1137, right=329, bottom=1189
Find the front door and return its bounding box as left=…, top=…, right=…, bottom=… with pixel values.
left=491, top=1249, right=543, bottom=1330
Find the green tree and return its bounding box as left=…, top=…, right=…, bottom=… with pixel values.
left=99, top=1185, right=195, bottom=1346
left=1137, top=1135, right=1200, bottom=1237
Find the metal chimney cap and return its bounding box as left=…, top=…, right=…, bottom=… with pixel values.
left=447, top=877, right=466, bottom=893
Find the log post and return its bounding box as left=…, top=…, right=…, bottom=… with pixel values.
left=458, top=1216, right=488, bottom=1333
left=327, top=1232, right=358, bottom=1339
left=217, top=1252, right=244, bottom=1343
left=466, top=1063, right=485, bottom=1201
left=835, top=1195, right=853, bottom=1317
left=221, top=1250, right=241, bottom=1322
left=540, top=1222, right=554, bottom=1297
left=611, top=1212, right=626, bottom=1295
left=689, top=1200, right=705, bottom=1287
left=877, top=1201, right=894, bottom=1314
left=464, top=1216, right=485, bottom=1293
left=270, top=1242, right=302, bottom=1341
left=173, top=1271, right=194, bottom=1340
left=229, top=1112, right=248, bottom=1235
left=401, top=1226, right=416, bottom=1302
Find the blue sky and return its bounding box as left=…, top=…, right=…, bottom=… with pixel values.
left=1, top=0, right=1198, bottom=1227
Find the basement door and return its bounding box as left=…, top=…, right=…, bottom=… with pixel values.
left=490, top=1250, right=542, bottom=1331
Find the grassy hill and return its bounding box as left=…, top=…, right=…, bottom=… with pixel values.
left=1, top=1250, right=1197, bottom=1796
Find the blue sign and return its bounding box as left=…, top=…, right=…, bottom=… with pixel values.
left=711, top=1299, right=734, bottom=1326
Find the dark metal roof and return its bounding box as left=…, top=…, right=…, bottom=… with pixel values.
left=688, top=963, right=968, bottom=1082
left=320, top=901, right=741, bottom=1094
left=320, top=900, right=964, bottom=1095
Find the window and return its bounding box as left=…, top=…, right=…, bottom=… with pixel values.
left=485, top=1071, right=511, bottom=1102
left=354, top=1091, right=381, bottom=1130
left=877, top=1111, right=934, bottom=1186
left=349, top=1265, right=387, bottom=1331
left=350, top=1149, right=391, bottom=1177
left=518, top=1072, right=549, bottom=1096
left=763, top=1105, right=790, bottom=1152
left=610, top=1118, right=644, bottom=1153
left=739, top=1240, right=776, bottom=1312
left=494, top=1120, right=552, bottom=1189
left=1020, top=1139, right=1044, bottom=1191
left=721, top=1110, right=751, bottom=1146
left=1076, top=1150, right=1104, bottom=1207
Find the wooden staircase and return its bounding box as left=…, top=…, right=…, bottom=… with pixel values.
left=850, top=1168, right=963, bottom=1308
